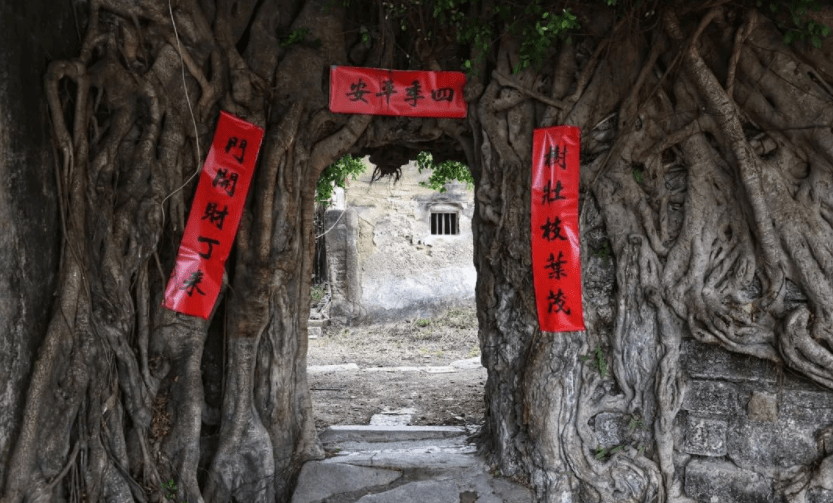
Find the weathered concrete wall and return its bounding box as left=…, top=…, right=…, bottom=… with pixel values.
left=0, top=0, right=76, bottom=491
left=326, top=161, right=476, bottom=324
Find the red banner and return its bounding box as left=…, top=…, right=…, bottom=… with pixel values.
left=162, top=111, right=264, bottom=319
left=531, top=126, right=585, bottom=332
left=329, top=66, right=467, bottom=118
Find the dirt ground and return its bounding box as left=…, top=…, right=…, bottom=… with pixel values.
left=307, top=307, right=487, bottom=431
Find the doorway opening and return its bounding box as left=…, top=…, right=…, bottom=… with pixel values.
left=307, top=154, right=485, bottom=432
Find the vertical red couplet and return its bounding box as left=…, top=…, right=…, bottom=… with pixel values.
left=329, top=66, right=467, bottom=118
left=531, top=126, right=585, bottom=332
left=162, top=111, right=265, bottom=319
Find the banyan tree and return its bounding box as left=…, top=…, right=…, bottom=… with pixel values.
left=3, top=0, right=833, bottom=501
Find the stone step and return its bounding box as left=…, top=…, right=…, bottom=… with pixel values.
left=319, top=425, right=467, bottom=444
left=292, top=426, right=533, bottom=503
left=308, top=318, right=330, bottom=328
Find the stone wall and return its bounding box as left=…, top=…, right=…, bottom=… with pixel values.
left=325, top=161, right=476, bottom=324
left=592, top=337, right=833, bottom=502
left=0, top=0, right=77, bottom=491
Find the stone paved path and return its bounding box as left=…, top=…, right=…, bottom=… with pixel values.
left=291, top=425, right=532, bottom=503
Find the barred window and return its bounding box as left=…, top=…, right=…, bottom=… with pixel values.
left=431, top=212, right=458, bottom=235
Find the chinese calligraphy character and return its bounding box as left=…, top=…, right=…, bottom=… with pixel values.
left=213, top=168, right=239, bottom=197
left=197, top=236, right=221, bottom=259
left=225, top=137, right=248, bottom=163
left=202, top=202, right=229, bottom=230
left=540, top=216, right=568, bottom=241
left=544, top=145, right=567, bottom=169
left=404, top=80, right=425, bottom=107
left=431, top=88, right=454, bottom=102
left=347, top=78, right=370, bottom=103
left=545, top=251, right=568, bottom=280
left=376, top=79, right=397, bottom=105
left=181, top=270, right=206, bottom=297
left=541, top=179, right=565, bottom=204
left=547, top=288, right=571, bottom=314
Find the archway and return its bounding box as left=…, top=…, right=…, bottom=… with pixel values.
left=307, top=155, right=485, bottom=431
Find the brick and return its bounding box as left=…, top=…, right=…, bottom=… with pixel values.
left=684, top=416, right=727, bottom=456
left=684, top=459, right=772, bottom=503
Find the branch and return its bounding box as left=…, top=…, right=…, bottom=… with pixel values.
left=492, top=70, right=567, bottom=110
left=726, top=10, right=757, bottom=99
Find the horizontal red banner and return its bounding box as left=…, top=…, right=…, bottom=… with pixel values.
left=329, top=66, right=467, bottom=118
left=163, top=111, right=264, bottom=319
left=531, top=126, right=585, bottom=332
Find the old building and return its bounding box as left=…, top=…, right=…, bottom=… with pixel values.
left=323, top=160, right=475, bottom=324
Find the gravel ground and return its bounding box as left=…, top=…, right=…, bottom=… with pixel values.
left=307, top=307, right=487, bottom=431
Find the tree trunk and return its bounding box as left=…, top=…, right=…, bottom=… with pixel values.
left=471, top=4, right=833, bottom=502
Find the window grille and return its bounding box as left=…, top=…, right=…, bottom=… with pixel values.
left=430, top=212, right=458, bottom=235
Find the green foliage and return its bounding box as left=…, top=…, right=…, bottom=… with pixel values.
left=311, top=284, right=326, bottom=303
left=416, top=318, right=431, bottom=327
left=316, top=154, right=367, bottom=206
left=162, top=479, right=178, bottom=500
left=581, top=345, right=609, bottom=378
left=515, top=6, right=580, bottom=73
left=428, top=0, right=582, bottom=75
left=757, top=0, right=832, bottom=48
left=280, top=28, right=309, bottom=48
left=628, top=416, right=644, bottom=430
left=632, top=167, right=644, bottom=184
left=416, top=152, right=474, bottom=193
left=592, top=241, right=612, bottom=265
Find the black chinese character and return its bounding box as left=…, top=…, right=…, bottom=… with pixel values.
left=180, top=270, right=207, bottom=297
left=540, top=216, right=568, bottom=241
left=197, top=236, right=221, bottom=259
left=213, top=168, right=239, bottom=197
left=545, top=251, right=568, bottom=280
left=376, top=79, right=397, bottom=105
left=544, top=145, right=567, bottom=169
left=224, top=137, right=248, bottom=163
left=347, top=78, right=370, bottom=103
left=541, top=179, right=565, bottom=204
left=202, top=202, right=229, bottom=230
left=431, top=87, right=454, bottom=102
left=404, top=80, right=425, bottom=107
left=547, top=288, right=571, bottom=314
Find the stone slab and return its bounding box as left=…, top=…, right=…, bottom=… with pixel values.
left=451, top=357, right=483, bottom=369
left=684, top=416, right=727, bottom=457
left=363, top=366, right=422, bottom=372
left=319, top=425, right=467, bottom=444
left=355, top=480, right=460, bottom=503
left=424, top=366, right=458, bottom=373
left=684, top=459, right=772, bottom=503
left=308, top=327, right=321, bottom=339
left=681, top=380, right=739, bottom=416
left=324, top=449, right=479, bottom=470
left=779, top=390, right=833, bottom=424
left=594, top=412, right=624, bottom=448
left=682, top=339, right=778, bottom=385
left=290, top=461, right=401, bottom=503
left=308, top=318, right=330, bottom=328
left=370, top=414, right=412, bottom=426
left=308, top=363, right=360, bottom=373
left=727, top=417, right=819, bottom=469
left=747, top=391, right=778, bottom=422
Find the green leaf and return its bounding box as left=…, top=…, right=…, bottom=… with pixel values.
left=812, top=35, right=822, bottom=48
